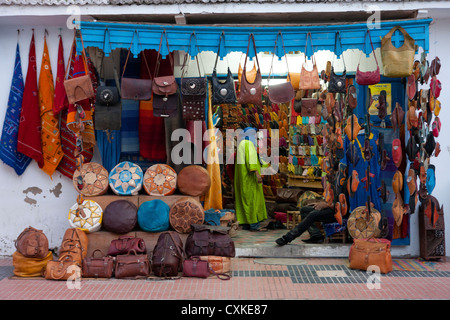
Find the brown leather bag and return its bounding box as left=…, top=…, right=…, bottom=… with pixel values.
left=15, top=226, right=49, bottom=259
left=44, top=255, right=81, bottom=281
left=107, top=235, right=146, bottom=256
left=114, top=249, right=150, bottom=279
left=82, top=249, right=115, bottom=278
left=185, top=224, right=235, bottom=258
left=58, top=228, right=89, bottom=265
left=299, top=32, right=321, bottom=90
left=183, top=256, right=231, bottom=280
left=299, top=98, right=319, bottom=117
left=349, top=238, right=393, bottom=274
left=152, top=231, right=184, bottom=277
left=275, top=188, right=304, bottom=204
left=238, top=33, right=262, bottom=106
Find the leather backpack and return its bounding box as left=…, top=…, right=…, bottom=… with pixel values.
left=15, top=226, right=49, bottom=259
left=185, top=224, right=235, bottom=258
left=151, top=231, right=184, bottom=277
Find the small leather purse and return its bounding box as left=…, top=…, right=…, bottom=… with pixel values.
left=121, top=30, right=153, bottom=101
left=268, top=32, right=295, bottom=104
left=299, top=32, right=321, bottom=90
left=328, top=32, right=347, bottom=93
left=356, top=29, right=381, bottom=86
left=238, top=33, right=262, bottom=106
left=300, top=98, right=319, bottom=117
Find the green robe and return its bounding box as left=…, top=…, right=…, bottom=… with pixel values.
left=234, top=139, right=267, bottom=225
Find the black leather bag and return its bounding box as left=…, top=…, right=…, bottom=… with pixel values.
left=328, top=32, right=347, bottom=94
left=94, top=85, right=122, bottom=130
left=185, top=224, right=235, bottom=258
left=211, top=32, right=237, bottom=105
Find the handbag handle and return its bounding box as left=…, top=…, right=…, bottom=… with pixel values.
left=65, top=29, right=90, bottom=80
left=268, top=31, right=291, bottom=84
left=213, top=31, right=231, bottom=73
left=357, top=29, right=379, bottom=69
left=303, top=32, right=317, bottom=67
left=383, top=26, right=414, bottom=50
left=154, top=30, right=175, bottom=78
left=181, top=32, right=204, bottom=79
left=332, top=31, right=346, bottom=71
left=242, top=33, right=260, bottom=78
left=121, top=30, right=152, bottom=80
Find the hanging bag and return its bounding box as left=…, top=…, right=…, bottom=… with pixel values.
left=211, top=32, right=237, bottom=105
left=356, top=29, right=381, bottom=86
left=299, top=32, right=321, bottom=90
left=152, top=30, right=179, bottom=117
left=381, top=26, right=415, bottom=78
left=64, top=31, right=95, bottom=104
left=121, top=30, right=153, bottom=101
left=238, top=33, right=263, bottom=106
left=328, top=32, right=347, bottom=93
left=268, top=31, right=295, bottom=104
left=180, top=33, right=207, bottom=121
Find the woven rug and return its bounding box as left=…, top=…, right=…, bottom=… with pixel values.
left=392, top=259, right=437, bottom=272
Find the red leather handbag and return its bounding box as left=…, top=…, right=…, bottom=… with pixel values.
left=183, top=256, right=231, bottom=280
left=107, top=235, right=146, bottom=256
left=356, top=29, right=380, bottom=86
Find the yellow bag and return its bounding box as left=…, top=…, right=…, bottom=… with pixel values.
left=381, top=26, right=415, bottom=78
left=12, top=250, right=53, bottom=277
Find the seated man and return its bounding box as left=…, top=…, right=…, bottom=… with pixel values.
left=275, top=200, right=337, bottom=245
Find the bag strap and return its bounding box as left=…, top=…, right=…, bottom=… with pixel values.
left=303, top=32, right=317, bottom=67
left=64, top=30, right=77, bottom=80
left=357, top=29, right=379, bottom=69
left=243, top=33, right=260, bottom=75
left=268, top=31, right=291, bottom=84
left=65, top=29, right=90, bottom=80
left=99, top=28, right=121, bottom=95
left=154, top=30, right=174, bottom=78
left=332, top=31, right=346, bottom=71
left=121, top=30, right=152, bottom=80
left=208, top=265, right=231, bottom=280
left=213, top=31, right=231, bottom=73
left=181, top=32, right=204, bottom=79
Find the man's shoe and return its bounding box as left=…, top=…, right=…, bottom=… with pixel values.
left=275, top=237, right=289, bottom=246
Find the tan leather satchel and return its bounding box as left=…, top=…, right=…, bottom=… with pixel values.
left=44, top=255, right=81, bottom=281
left=58, top=228, right=89, bottom=265
left=381, top=26, right=415, bottom=78
left=13, top=250, right=53, bottom=277
left=349, top=238, right=393, bottom=274
left=15, top=226, right=49, bottom=259
left=299, top=32, right=321, bottom=90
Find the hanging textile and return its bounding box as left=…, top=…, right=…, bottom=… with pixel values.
left=0, top=42, right=32, bottom=175
left=39, top=35, right=63, bottom=177
left=203, top=84, right=223, bottom=211
left=96, top=130, right=121, bottom=172
left=53, top=34, right=70, bottom=116
left=17, top=30, right=43, bottom=166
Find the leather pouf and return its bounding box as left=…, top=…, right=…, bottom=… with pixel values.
left=109, top=161, right=143, bottom=196
left=137, top=199, right=170, bottom=232
left=169, top=197, right=204, bottom=233
left=177, top=165, right=211, bottom=197
left=12, top=250, right=53, bottom=277
left=68, top=199, right=103, bottom=233
left=143, top=164, right=177, bottom=196
left=347, top=206, right=381, bottom=239
left=102, top=200, right=138, bottom=234
left=72, top=162, right=109, bottom=196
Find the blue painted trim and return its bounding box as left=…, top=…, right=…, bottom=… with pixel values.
left=78, top=19, right=431, bottom=59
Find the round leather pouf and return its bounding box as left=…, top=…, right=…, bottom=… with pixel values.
left=169, top=197, right=204, bottom=233
left=177, top=165, right=211, bottom=197
left=102, top=200, right=138, bottom=234
left=109, top=161, right=143, bottom=196
left=347, top=206, right=381, bottom=239
left=72, top=162, right=109, bottom=196
left=68, top=199, right=103, bottom=233
left=143, top=164, right=177, bottom=196
left=137, top=199, right=170, bottom=232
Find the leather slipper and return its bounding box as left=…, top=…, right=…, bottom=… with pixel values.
left=339, top=193, right=348, bottom=217
left=334, top=202, right=343, bottom=226
left=347, top=85, right=357, bottom=109
left=407, top=168, right=417, bottom=196
left=407, top=74, right=416, bottom=100
left=392, top=170, right=403, bottom=195
left=392, top=138, right=402, bottom=168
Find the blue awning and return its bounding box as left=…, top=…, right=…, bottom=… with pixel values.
left=78, top=18, right=431, bottom=58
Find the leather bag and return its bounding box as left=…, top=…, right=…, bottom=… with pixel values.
left=152, top=231, right=184, bottom=277
left=328, top=32, right=347, bottom=93
left=199, top=256, right=231, bottom=274
left=82, top=249, right=115, bottom=278
left=349, top=238, right=393, bottom=274
left=268, top=32, right=295, bottom=104
left=183, top=256, right=231, bottom=280
left=185, top=224, right=235, bottom=258
left=381, top=26, right=415, bottom=78
left=107, top=235, right=147, bottom=256
left=356, top=29, right=381, bottom=86
left=275, top=188, right=304, bottom=204
left=58, top=228, right=89, bottom=265
left=15, top=226, right=49, bottom=259
left=12, top=250, right=53, bottom=277
left=121, top=31, right=153, bottom=101
left=152, top=31, right=178, bottom=117
left=115, top=249, right=150, bottom=279
left=211, top=32, right=237, bottom=105
left=44, top=256, right=81, bottom=281
left=63, top=31, right=94, bottom=104
left=238, top=33, right=263, bottom=106
left=299, top=33, right=321, bottom=90
left=94, top=85, right=122, bottom=131
left=299, top=98, right=319, bottom=117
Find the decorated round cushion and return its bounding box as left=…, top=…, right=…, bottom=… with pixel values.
left=72, top=162, right=109, bottom=196
left=109, top=161, right=143, bottom=196
left=68, top=199, right=103, bottom=233
left=177, top=165, right=211, bottom=197
left=137, top=199, right=170, bottom=232
left=169, top=197, right=204, bottom=233
left=102, top=200, right=138, bottom=234
left=347, top=206, right=381, bottom=239
left=143, top=164, right=177, bottom=196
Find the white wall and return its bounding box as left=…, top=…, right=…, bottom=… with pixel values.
left=0, top=12, right=448, bottom=257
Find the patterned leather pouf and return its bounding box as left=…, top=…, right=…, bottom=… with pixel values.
left=137, top=199, right=170, bottom=232
left=68, top=199, right=103, bottom=233
left=169, top=197, right=204, bottom=233
left=177, top=165, right=211, bottom=197
left=109, top=161, right=143, bottom=196
left=347, top=206, right=381, bottom=239
left=72, top=162, right=109, bottom=196
left=102, top=200, right=138, bottom=234
left=143, top=164, right=177, bottom=196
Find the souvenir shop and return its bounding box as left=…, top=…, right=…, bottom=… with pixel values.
left=4, top=16, right=446, bottom=279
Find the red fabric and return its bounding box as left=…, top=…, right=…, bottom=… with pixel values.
left=53, top=35, right=72, bottom=116
left=17, top=32, right=43, bottom=167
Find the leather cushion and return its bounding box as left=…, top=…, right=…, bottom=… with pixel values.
left=169, top=197, right=204, bottom=233
left=137, top=199, right=170, bottom=232
left=177, top=165, right=211, bottom=197
left=102, top=200, right=138, bottom=234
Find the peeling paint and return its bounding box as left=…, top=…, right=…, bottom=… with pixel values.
left=49, top=183, right=63, bottom=198
left=23, top=187, right=43, bottom=206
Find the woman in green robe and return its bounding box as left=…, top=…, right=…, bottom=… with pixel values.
left=234, top=128, right=267, bottom=231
